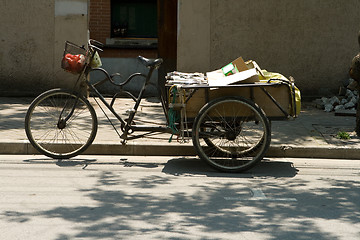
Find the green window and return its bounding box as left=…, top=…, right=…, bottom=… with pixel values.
left=111, top=0, right=158, bottom=38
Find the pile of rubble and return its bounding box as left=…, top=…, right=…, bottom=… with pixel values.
left=313, top=79, right=358, bottom=113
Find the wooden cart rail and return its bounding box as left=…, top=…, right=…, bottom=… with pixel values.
left=167, top=81, right=299, bottom=121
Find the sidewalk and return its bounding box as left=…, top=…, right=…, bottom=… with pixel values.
left=1, top=97, right=360, bottom=159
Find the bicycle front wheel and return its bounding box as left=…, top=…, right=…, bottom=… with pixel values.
left=25, top=89, right=98, bottom=159
left=192, top=96, right=271, bottom=173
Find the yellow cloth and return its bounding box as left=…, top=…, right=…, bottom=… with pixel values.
left=259, top=70, right=301, bottom=117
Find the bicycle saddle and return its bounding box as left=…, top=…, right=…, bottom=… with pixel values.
left=138, top=56, right=163, bottom=69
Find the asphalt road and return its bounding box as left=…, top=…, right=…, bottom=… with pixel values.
left=0, top=155, right=359, bottom=240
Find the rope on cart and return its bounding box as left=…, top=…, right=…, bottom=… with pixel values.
left=168, top=85, right=180, bottom=142
left=167, top=85, right=189, bottom=143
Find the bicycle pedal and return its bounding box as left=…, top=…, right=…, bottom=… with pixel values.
left=126, top=109, right=136, bottom=114
left=120, top=133, right=127, bottom=139
left=124, top=117, right=136, bottom=125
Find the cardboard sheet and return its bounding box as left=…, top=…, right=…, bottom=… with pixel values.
left=207, top=68, right=258, bottom=86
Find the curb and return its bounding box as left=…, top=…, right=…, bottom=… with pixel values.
left=1, top=141, right=359, bottom=160
left=266, top=146, right=360, bottom=159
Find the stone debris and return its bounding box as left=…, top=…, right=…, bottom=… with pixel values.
left=313, top=78, right=358, bottom=113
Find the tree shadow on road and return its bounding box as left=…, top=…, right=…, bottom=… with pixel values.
left=5, top=156, right=358, bottom=239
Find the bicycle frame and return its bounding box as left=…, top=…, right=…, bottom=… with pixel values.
left=69, top=47, right=172, bottom=143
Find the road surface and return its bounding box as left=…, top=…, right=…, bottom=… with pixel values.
left=0, top=155, right=359, bottom=239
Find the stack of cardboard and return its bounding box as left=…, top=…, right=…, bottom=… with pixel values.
left=207, top=57, right=264, bottom=86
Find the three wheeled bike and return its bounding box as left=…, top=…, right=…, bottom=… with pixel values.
left=25, top=40, right=300, bottom=172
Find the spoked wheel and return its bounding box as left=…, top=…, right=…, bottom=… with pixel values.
left=25, top=89, right=98, bottom=159
left=192, top=96, right=271, bottom=173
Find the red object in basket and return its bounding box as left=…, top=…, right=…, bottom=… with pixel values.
left=62, top=53, right=85, bottom=73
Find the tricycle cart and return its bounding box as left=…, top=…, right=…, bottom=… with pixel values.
left=25, top=40, right=300, bottom=173
left=164, top=71, right=300, bottom=172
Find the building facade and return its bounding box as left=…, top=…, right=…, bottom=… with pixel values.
left=177, top=0, right=360, bottom=98
left=0, top=0, right=89, bottom=96
left=1, top=0, right=359, bottom=98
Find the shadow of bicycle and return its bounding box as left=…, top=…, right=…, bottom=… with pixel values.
left=23, top=156, right=298, bottom=178
left=162, top=157, right=299, bottom=178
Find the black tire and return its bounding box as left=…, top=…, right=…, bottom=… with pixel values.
left=192, top=96, right=271, bottom=172
left=25, top=89, right=98, bottom=159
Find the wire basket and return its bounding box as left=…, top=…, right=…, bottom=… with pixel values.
left=61, top=41, right=88, bottom=74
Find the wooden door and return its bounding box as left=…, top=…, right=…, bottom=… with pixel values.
left=157, top=0, right=177, bottom=112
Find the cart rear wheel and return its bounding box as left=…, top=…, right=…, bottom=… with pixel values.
left=192, top=96, right=271, bottom=172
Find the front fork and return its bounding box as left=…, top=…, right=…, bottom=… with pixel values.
left=57, top=95, right=80, bottom=129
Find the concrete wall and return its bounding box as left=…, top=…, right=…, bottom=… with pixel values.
left=2, top=0, right=359, bottom=98
left=0, top=0, right=89, bottom=96
left=178, top=0, right=360, bottom=98
left=177, top=0, right=210, bottom=73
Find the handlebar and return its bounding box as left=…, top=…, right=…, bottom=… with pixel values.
left=88, top=39, right=104, bottom=52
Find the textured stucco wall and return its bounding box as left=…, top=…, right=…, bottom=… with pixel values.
left=0, top=0, right=88, bottom=96
left=177, top=0, right=210, bottom=73
left=54, top=0, right=89, bottom=95
left=0, top=0, right=55, bottom=95
left=178, top=0, right=360, bottom=97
